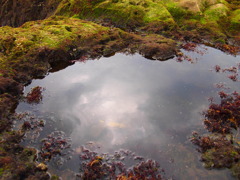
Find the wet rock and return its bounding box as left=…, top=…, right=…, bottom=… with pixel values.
left=37, top=163, right=48, bottom=171
left=138, top=34, right=176, bottom=60
left=0, top=77, right=23, bottom=96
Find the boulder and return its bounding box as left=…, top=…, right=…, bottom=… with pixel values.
left=204, top=3, right=229, bottom=21
left=230, top=9, right=240, bottom=30
left=178, top=0, right=201, bottom=12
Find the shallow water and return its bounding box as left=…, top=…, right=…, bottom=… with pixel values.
left=16, top=46, right=239, bottom=179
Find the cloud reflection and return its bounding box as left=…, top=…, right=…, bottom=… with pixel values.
left=20, top=50, right=240, bottom=154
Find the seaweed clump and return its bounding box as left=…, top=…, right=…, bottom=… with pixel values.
left=204, top=91, right=240, bottom=134
left=191, top=132, right=240, bottom=169
left=0, top=130, right=51, bottom=179
left=78, top=148, right=166, bottom=179
left=191, top=91, right=240, bottom=178
left=39, top=131, right=72, bottom=164
left=26, top=86, right=44, bottom=104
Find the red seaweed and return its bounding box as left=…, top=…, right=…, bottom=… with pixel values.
left=26, top=86, right=44, bottom=103
left=203, top=91, right=240, bottom=134
left=78, top=148, right=166, bottom=179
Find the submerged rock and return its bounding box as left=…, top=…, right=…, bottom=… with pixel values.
left=37, top=163, right=48, bottom=171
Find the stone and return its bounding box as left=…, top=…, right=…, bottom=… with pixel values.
left=36, top=163, right=48, bottom=171
left=204, top=3, right=229, bottom=21
left=178, top=0, right=201, bottom=13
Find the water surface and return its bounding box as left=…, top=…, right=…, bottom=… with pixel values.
left=16, top=46, right=240, bottom=179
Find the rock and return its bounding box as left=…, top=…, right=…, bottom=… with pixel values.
left=0, top=77, right=23, bottom=96
left=204, top=3, right=229, bottom=21
left=198, top=0, right=218, bottom=10
left=178, top=0, right=201, bottom=12
left=177, top=0, right=226, bottom=12
left=230, top=9, right=240, bottom=29
left=36, top=163, right=48, bottom=171
left=94, top=0, right=175, bottom=27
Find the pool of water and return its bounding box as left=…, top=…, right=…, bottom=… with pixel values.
left=16, top=46, right=239, bottom=179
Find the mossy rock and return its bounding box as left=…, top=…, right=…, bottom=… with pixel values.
left=0, top=15, right=177, bottom=81
left=163, top=1, right=192, bottom=22
left=230, top=9, right=240, bottom=30
left=0, top=16, right=111, bottom=78
left=55, top=0, right=176, bottom=28
left=93, top=0, right=175, bottom=27
left=203, top=3, right=229, bottom=22
left=199, top=0, right=219, bottom=10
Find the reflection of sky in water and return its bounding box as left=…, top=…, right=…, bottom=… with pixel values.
left=17, top=46, right=239, bottom=179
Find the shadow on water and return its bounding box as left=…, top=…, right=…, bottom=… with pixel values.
left=15, top=45, right=240, bottom=179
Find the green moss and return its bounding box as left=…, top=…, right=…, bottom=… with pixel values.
left=164, top=1, right=189, bottom=21
left=204, top=3, right=229, bottom=22
left=42, top=0, right=240, bottom=44
left=55, top=0, right=176, bottom=27
left=0, top=13, right=178, bottom=80
left=0, top=16, right=111, bottom=77
left=94, top=0, right=145, bottom=26
left=97, top=0, right=175, bottom=26
left=230, top=9, right=240, bottom=30
left=55, top=0, right=104, bottom=17
left=18, top=17, right=106, bottom=49
left=144, top=2, right=173, bottom=23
